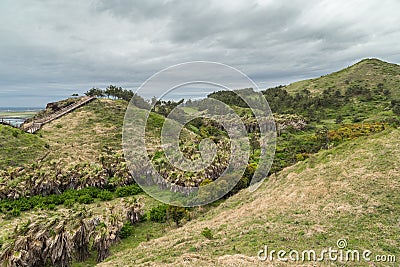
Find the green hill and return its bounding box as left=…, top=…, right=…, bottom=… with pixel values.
left=39, top=98, right=127, bottom=165
left=1, top=59, right=400, bottom=267
left=0, top=99, right=128, bottom=169
left=259, top=59, right=400, bottom=126
left=99, top=128, right=400, bottom=267
left=284, top=58, right=400, bottom=97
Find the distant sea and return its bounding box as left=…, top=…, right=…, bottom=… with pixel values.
left=0, top=107, right=42, bottom=127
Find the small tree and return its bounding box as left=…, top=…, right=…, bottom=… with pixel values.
left=85, top=87, right=104, bottom=97
left=167, top=205, right=186, bottom=227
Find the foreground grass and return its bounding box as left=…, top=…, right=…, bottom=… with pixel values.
left=72, top=218, right=168, bottom=267
left=0, top=192, right=169, bottom=266
left=98, top=128, right=400, bottom=266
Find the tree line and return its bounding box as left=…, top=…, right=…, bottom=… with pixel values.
left=205, top=84, right=397, bottom=122
left=85, top=85, right=150, bottom=109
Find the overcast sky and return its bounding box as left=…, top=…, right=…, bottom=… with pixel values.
left=1, top=0, right=400, bottom=107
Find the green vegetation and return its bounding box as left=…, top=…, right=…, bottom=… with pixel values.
left=115, top=185, right=143, bottom=197
left=118, top=221, right=134, bottom=239
left=101, top=128, right=400, bottom=266
left=0, top=186, right=143, bottom=217
left=1, top=59, right=400, bottom=266
left=147, top=204, right=168, bottom=223
left=201, top=227, right=213, bottom=240
left=284, top=58, right=400, bottom=98
left=0, top=125, right=48, bottom=168
left=85, top=85, right=149, bottom=109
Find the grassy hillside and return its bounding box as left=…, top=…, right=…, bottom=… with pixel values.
left=99, top=128, right=400, bottom=266
left=0, top=125, right=48, bottom=168
left=256, top=59, right=400, bottom=130
left=0, top=99, right=129, bottom=169
left=1, top=59, right=400, bottom=266
left=284, top=58, right=400, bottom=97
left=39, top=99, right=127, bottom=165
left=39, top=98, right=172, bottom=166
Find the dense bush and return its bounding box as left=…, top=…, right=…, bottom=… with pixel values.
left=77, top=194, right=94, bottom=204
left=119, top=221, right=134, bottom=239
left=10, top=208, right=21, bottom=217
left=115, top=184, right=143, bottom=197
left=167, top=206, right=187, bottom=227
left=327, top=123, right=386, bottom=143
left=97, top=190, right=114, bottom=201
left=64, top=198, right=75, bottom=208
left=147, top=204, right=168, bottom=223
left=0, top=185, right=143, bottom=217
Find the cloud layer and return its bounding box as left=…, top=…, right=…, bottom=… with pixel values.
left=1, top=0, right=400, bottom=106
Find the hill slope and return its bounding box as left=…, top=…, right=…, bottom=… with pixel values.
left=39, top=99, right=127, bottom=165
left=0, top=99, right=128, bottom=169
left=284, top=58, right=400, bottom=97
left=0, top=125, right=48, bottom=168
left=99, top=128, right=400, bottom=266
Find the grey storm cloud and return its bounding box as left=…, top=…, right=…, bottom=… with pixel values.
left=1, top=0, right=400, bottom=106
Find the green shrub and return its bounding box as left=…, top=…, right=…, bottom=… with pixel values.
left=43, top=194, right=63, bottom=205
left=64, top=198, right=75, bottom=208
left=97, top=190, right=114, bottom=201
left=167, top=206, right=187, bottom=226
left=148, top=204, right=168, bottom=223
left=201, top=227, right=213, bottom=239
left=14, top=198, right=32, bottom=211
left=77, top=194, right=94, bottom=204
left=46, top=203, right=56, bottom=210
left=80, top=187, right=102, bottom=198
left=115, top=184, right=143, bottom=197
left=119, top=221, right=134, bottom=239
left=28, top=195, right=43, bottom=206
left=10, top=208, right=21, bottom=217
left=12, top=130, right=19, bottom=138
left=0, top=186, right=144, bottom=216
left=115, top=186, right=130, bottom=197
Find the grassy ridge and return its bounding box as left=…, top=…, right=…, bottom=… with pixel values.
left=0, top=99, right=128, bottom=169
left=39, top=99, right=127, bottom=165
left=283, top=58, right=400, bottom=97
